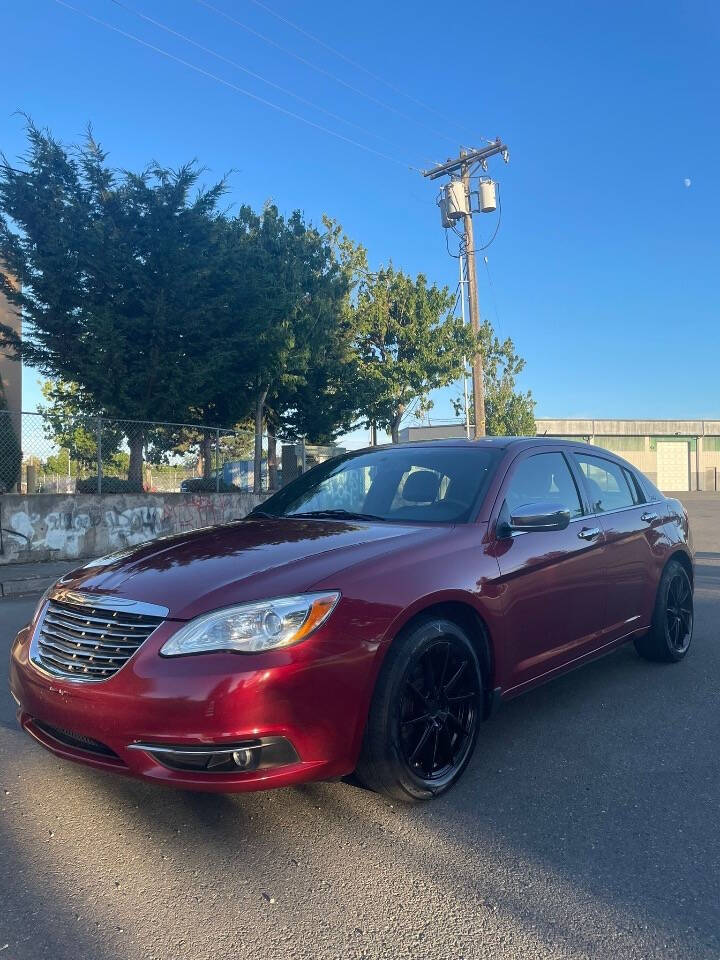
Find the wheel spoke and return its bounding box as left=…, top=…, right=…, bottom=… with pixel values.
left=408, top=681, right=432, bottom=710
left=447, top=691, right=476, bottom=704
left=446, top=712, right=469, bottom=737
left=440, top=722, right=456, bottom=765
left=409, top=722, right=433, bottom=763
left=422, top=653, right=437, bottom=700
left=443, top=660, right=467, bottom=695
left=402, top=713, right=430, bottom=727
left=437, top=641, right=451, bottom=689
left=430, top=727, right=440, bottom=770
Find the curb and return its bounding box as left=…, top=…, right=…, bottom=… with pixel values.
left=0, top=575, right=57, bottom=599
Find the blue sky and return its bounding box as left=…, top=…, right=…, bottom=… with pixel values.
left=2, top=0, right=719, bottom=444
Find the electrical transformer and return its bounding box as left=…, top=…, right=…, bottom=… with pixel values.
left=438, top=194, right=454, bottom=228
left=443, top=179, right=468, bottom=219
left=478, top=179, right=497, bottom=213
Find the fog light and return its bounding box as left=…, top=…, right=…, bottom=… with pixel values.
left=232, top=748, right=254, bottom=769
left=131, top=736, right=300, bottom=772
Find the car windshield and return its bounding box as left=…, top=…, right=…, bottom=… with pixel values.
left=255, top=446, right=501, bottom=524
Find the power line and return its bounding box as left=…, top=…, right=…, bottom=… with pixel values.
left=244, top=0, right=485, bottom=142
left=108, top=0, right=431, bottom=163
left=193, top=0, right=460, bottom=146
left=51, top=0, right=421, bottom=171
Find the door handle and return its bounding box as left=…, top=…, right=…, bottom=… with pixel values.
left=641, top=512, right=658, bottom=523
left=578, top=526, right=601, bottom=541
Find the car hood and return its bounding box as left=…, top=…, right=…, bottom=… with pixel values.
left=55, top=517, right=447, bottom=620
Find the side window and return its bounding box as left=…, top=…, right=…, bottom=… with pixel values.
left=638, top=472, right=662, bottom=503
left=575, top=454, right=636, bottom=513
left=622, top=467, right=645, bottom=505
left=504, top=452, right=584, bottom=519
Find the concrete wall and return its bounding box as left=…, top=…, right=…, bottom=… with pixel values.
left=0, top=491, right=266, bottom=565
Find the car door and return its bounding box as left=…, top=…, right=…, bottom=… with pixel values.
left=491, top=448, right=608, bottom=692
left=572, top=452, right=658, bottom=639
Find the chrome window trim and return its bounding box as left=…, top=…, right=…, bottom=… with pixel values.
left=29, top=592, right=168, bottom=684
left=584, top=503, right=661, bottom=519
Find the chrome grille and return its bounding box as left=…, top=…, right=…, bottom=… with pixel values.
left=32, top=592, right=167, bottom=682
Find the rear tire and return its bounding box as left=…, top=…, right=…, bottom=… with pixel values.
left=355, top=617, right=483, bottom=803
left=634, top=560, right=693, bottom=663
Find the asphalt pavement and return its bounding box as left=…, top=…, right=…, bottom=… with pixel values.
left=1, top=499, right=719, bottom=959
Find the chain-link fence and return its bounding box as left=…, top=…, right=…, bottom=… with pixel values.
left=0, top=411, right=269, bottom=495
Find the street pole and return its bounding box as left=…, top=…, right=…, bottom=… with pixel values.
left=422, top=139, right=509, bottom=440
left=461, top=162, right=485, bottom=437
left=458, top=254, right=470, bottom=440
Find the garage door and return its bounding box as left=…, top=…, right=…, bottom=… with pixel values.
left=656, top=441, right=689, bottom=491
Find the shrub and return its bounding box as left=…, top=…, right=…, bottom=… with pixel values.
left=179, top=477, right=243, bottom=493
left=75, top=476, right=144, bottom=494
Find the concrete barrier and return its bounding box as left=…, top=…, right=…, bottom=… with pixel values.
left=0, top=491, right=266, bottom=565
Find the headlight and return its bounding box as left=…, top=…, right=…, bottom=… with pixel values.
left=159, top=592, right=340, bottom=657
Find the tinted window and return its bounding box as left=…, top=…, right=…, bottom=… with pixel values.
left=575, top=454, right=636, bottom=512
left=504, top=452, right=583, bottom=519
left=622, top=467, right=645, bottom=505
left=638, top=472, right=663, bottom=502
left=257, top=446, right=501, bottom=524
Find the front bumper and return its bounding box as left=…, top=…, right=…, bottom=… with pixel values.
left=9, top=614, right=379, bottom=792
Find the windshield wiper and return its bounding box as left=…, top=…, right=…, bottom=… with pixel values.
left=246, top=509, right=277, bottom=519
left=287, top=509, right=387, bottom=522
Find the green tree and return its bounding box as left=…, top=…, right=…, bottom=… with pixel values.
left=452, top=322, right=535, bottom=435
left=216, top=206, right=360, bottom=491
left=267, top=218, right=366, bottom=483
left=38, top=381, right=124, bottom=469
left=353, top=266, right=477, bottom=443
left=0, top=122, right=226, bottom=489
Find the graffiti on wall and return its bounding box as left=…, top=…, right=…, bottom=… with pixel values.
left=0, top=493, right=261, bottom=563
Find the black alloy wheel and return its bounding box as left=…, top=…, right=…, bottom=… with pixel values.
left=356, top=617, right=484, bottom=802
left=635, top=559, right=694, bottom=663
left=398, top=638, right=479, bottom=783
left=665, top=570, right=693, bottom=655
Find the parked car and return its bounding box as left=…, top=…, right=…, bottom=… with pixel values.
left=9, top=438, right=693, bottom=802
left=179, top=474, right=240, bottom=493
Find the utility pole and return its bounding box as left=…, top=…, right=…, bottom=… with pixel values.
left=461, top=161, right=485, bottom=436
left=423, top=139, right=509, bottom=439
left=458, top=253, right=470, bottom=440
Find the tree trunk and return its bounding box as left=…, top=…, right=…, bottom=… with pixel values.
left=127, top=431, right=145, bottom=491
left=201, top=432, right=214, bottom=481
left=390, top=407, right=404, bottom=444
left=267, top=430, right=278, bottom=490
left=253, top=389, right=268, bottom=494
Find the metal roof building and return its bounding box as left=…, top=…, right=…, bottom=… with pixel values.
left=398, top=419, right=720, bottom=492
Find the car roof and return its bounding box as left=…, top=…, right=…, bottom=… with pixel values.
left=375, top=436, right=598, bottom=452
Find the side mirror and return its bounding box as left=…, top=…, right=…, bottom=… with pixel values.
left=499, top=500, right=571, bottom=537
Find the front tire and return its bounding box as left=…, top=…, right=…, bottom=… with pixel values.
left=634, top=559, right=694, bottom=663
left=355, top=617, right=483, bottom=802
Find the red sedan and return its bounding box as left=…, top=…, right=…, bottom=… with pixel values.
left=9, top=439, right=694, bottom=801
